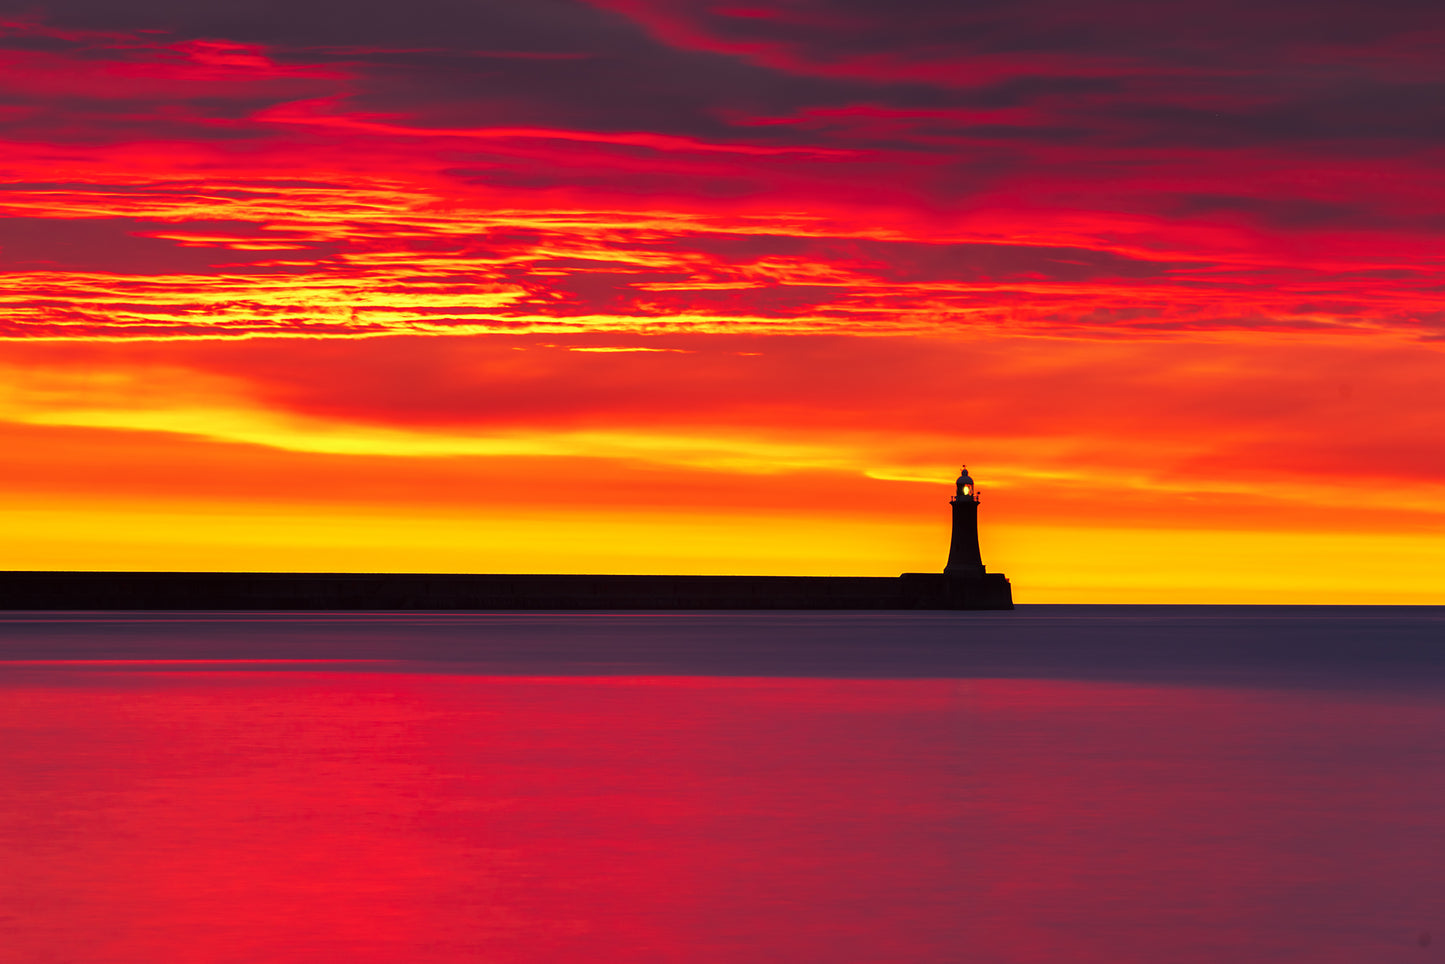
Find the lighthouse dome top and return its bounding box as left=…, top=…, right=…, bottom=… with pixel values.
left=956, top=465, right=974, bottom=485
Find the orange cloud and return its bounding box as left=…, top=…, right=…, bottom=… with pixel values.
left=1, top=332, right=1441, bottom=600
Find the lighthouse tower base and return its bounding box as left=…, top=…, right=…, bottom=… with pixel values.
left=899, top=572, right=1013, bottom=610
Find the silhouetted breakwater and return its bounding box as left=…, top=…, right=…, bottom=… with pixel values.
left=0, top=571, right=1012, bottom=610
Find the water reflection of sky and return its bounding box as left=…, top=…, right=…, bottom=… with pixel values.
left=1, top=611, right=1443, bottom=962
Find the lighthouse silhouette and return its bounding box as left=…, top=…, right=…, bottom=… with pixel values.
left=944, top=464, right=986, bottom=577
left=897, top=462, right=1011, bottom=607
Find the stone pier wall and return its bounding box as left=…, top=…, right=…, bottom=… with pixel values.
left=0, top=571, right=1013, bottom=610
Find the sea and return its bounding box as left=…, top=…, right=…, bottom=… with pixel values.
left=2, top=606, right=1442, bottom=963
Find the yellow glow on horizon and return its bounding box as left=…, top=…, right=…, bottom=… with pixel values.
left=2, top=498, right=1439, bottom=604
left=3, top=331, right=1443, bottom=605
left=993, top=525, right=1445, bottom=604
left=0, top=501, right=940, bottom=578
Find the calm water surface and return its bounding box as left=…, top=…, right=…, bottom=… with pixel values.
left=2, top=606, right=1442, bottom=963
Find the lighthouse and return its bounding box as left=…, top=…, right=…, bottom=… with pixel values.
left=898, top=463, right=1011, bottom=607
left=944, top=464, right=987, bottom=577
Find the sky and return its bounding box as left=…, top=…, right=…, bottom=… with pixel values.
left=2, top=0, right=1443, bottom=602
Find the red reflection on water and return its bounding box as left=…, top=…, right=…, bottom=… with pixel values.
left=0, top=672, right=1441, bottom=963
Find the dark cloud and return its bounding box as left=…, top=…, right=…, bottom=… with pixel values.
left=0, top=217, right=334, bottom=273
left=0, top=179, right=345, bottom=194
left=618, top=0, right=1445, bottom=69
left=1108, top=79, right=1445, bottom=150
left=651, top=235, right=1176, bottom=284
left=0, top=98, right=297, bottom=144
left=444, top=164, right=767, bottom=198
left=13, top=0, right=1438, bottom=68
left=0, top=0, right=633, bottom=53
left=1176, top=196, right=1374, bottom=230
left=9, top=0, right=1443, bottom=161
left=1173, top=194, right=1445, bottom=233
